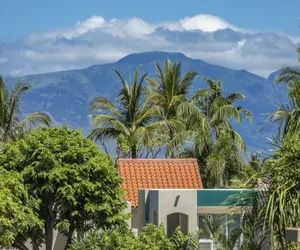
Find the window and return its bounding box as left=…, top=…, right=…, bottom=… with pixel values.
left=198, top=214, right=243, bottom=250
left=199, top=239, right=213, bottom=250
left=167, top=213, right=189, bottom=237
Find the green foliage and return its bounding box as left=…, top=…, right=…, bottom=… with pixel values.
left=0, top=126, right=126, bottom=249
left=116, top=133, right=131, bottom=158
left=258, top=134, right=300, bottom=249
left=170, top=227, right=199, bottom=250
left=0, top=167, right=42, bottom=249
left=177, top=77, right=250, bottom=187
left=268, top=48, right=300, bottom=139
left=69, top=224, right=199, bottom=250
left=89, top=66, right=170, bottom=158
left=136, top=224, right=175, bottom=250
left=198, top=216, right=241, bottom=250
left=146, top=59, right=198, bottom=157
left=0, top=76, right=52, bottom=142
left=69, top=225, right=136, bottom=250
left=198, top=215, right=267, bottom=250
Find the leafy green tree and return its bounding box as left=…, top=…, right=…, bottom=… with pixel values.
left=0, top=76, right=52, bottom=142
left=176, top=77, right=251, bottom=187
left=0, top=126, right=127, bottom=250
left=0, top=167, right=42, bottom=250
left=89, top=67, right=169, bottom=158
left=69, top=224, right=199, bottom=250
left=115, top=133, right=131, bottom=158
left=69, top=225, right=136, bottom=250
left=141, top=127, right=170, bottom=158
left=136, top=224, right=175, bottom=250
left=146, top=59, right=198, bottom=157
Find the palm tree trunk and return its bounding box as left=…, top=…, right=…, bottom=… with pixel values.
left=169, top=130, right=175, bottom=158
left=131, top=145, right=137, bottom=158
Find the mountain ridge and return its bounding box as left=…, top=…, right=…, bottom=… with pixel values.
left=4, top=51, right=285, bottom=154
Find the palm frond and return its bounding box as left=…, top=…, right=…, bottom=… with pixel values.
left=227, top=92, right=246, bottom=103
left=210, top=104, right=242, bottom=124
left=15, top=112, right=52, bottom=139
left=220, top=127, right=246, bottom=152
left=89, top=96, right=122, bottom=120
left=276, top=67, right=300, bottom=84
left=88, top=127, right=120, bottom=142
left=167, top=130, right=195, bottom=156
left=176, top=102, right=205, bottom=122
left=179, top=71, right=198, bottom=95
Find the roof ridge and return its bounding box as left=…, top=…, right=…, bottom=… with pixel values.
left=118, top=158, right=197, bottom=162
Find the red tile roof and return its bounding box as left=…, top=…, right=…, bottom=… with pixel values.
left=118, top=158, right=203, bottom=207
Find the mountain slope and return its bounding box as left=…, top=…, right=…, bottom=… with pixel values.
left=5, top=52, right=284, bottom=153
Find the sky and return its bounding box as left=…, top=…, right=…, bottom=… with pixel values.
left=0, top=0, right=300, bottom=77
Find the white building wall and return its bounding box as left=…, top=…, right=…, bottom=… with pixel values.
left=146, top=189, right=198, bottom=234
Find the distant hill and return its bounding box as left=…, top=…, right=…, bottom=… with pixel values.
left=5, top=51, right=286, bottom=154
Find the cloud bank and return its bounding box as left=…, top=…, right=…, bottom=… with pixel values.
left=1, top=14, right=299, bottom=77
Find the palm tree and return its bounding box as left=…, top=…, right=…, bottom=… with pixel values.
left=189, top=77, right=251, bottom=149
left=174, top=77, right=251, bottom=187
left=146, top=59, right=198, bottom=157
left=89, top=66, right=173, bottom=158
left=267, top=67, right=300, bottom=139
left=0, top=76, right=52, bottom=142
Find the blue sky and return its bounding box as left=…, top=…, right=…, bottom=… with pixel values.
left=0, top=0, right=300, bottom=77
left=1, top=0, right=300, bottom=40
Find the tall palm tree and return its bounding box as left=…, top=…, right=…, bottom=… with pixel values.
left=189, top=77, right=251, bottom=149
left=0, top=76, right=52, bottom=142
left=89, top=66, right=174, bottom=158
left=267, top=66, right=300, bottom=139
left=174, top=77, right=251, bottom=187
left=146, top=59, right=198, bottom=157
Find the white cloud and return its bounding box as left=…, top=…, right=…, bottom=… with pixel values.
left=76, top=16, right=105, bottom=34
left=0, top=14, right=299, bottom=77
left=179, top=14, right=238, bottom=32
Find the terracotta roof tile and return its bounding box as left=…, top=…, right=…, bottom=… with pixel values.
left=118, top=158, right=203, bottom=207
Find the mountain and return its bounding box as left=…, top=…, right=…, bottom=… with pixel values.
left=5, top=51, right=285, bottom=154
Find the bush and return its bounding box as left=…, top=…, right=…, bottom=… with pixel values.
left=69, top=224, right=199, bottom=250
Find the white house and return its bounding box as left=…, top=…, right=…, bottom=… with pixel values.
left=11, top=158, right=254, bottom=250
left=119, top=158, right=255, bottom=249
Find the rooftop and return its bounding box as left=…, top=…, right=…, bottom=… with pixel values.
left=118, top=158, right=203, bottom=207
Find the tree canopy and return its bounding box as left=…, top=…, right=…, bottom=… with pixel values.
left=0, top=126, right=126, bottom=250
left=0, top=167, right=41, bottom=249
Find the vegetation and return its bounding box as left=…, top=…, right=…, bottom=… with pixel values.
left=268, top=67, right=300, bottom=139
left=146, top=60, right=198, bottom=157
left=0, top=76, right=52, bottom=142
left=255, top=134, right=300, bottom=249
left=0, top=126, right=126, bottom=250
left=1, top=50, right=300, bottom=249
left=89, top=66, right=177, bottom=158
left=0, top=167, right=41, bottom=249
left=69, top=224, right=199, bottom=250
left=199, top=215, right=268, bottom=250
left=176, top=77, right=251, bottom=187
